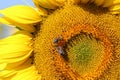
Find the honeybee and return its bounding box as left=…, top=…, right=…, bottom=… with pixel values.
left=53, top=37, right=65, bottom=55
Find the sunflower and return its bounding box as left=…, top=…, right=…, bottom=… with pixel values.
left=0, top=0, right=120, bottom=80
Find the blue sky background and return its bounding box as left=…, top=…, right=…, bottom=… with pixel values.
left=0, top=0, right=35, bottom=9
left=0, top=0, right=35, bottom=39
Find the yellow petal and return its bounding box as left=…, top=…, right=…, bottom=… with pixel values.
left=5, top=59, right=27, bottom=71
left=32, top=0, right=48, bottom=15
left=103, top=0, right=120, bottom=7
left=13, top=58, right=33, bottom=70
left=11, top=65, right=41, bottom=80
left=0, top=17, right=11, bottom=24
left=47, top=0, right=62, bottom=6
left=0, top=56, right=33, bottom=79
left=0, top=31, right=33, bottom=63
left=1, top=59, right=40, bottom=80
left=46, top=0, right=66, bottom=7
left=34, top=8, right=48, bottom=16
left=0, top=50, right=32, bottom=63
left=0, top=5, right=41, bottom=24
left=94, top=0, right=104, bottom=6
left=5, top=17, right=36, bottom=32
left=33, top=0, right=57, bottom=9
left=0, top=42, right=31, bottom=55
left=0, top=17, right=36, bottom=32
left=109, top=4, right=120, bottom=11
left=54, top=0, right=66, bottom=4
left=102, top=0, right=114, bottom=7
left=0, top=63, right=7, bottom=71
left=0, top=31, right=32, bottom=43
left=110, top=9, right=120, bottom=14
left=0, top=70, right=17, bottom=79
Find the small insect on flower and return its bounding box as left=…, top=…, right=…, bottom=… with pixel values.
left=53, top=36, right=63, bottom=44
left=53, top=36, right=65, bottom=55
left=56, top=46, right=65, bottom=55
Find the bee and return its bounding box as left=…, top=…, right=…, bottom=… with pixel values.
left=53, top=36, right=65, bottom=55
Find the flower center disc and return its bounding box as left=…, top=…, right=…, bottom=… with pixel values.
left=34, top=4, right=116, bottom=80
left=65, top=32, right=104, bottom=76
left=54, top=25, right=113, bottom=79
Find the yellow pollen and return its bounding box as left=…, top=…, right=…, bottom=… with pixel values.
left=34, top=4, right=120, bottom=80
